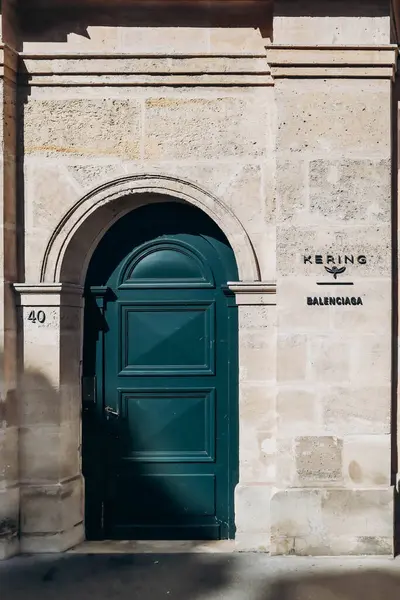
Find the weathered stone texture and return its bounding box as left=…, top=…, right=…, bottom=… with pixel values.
left=26, top=164, right=81, bottom=230
left=276, top=80, right=390, bottom=158
left=144, top=96, right=268, bottom=160
left=308, top=159, right=391, bottom=223
left=68, top=164, right=126, bottom=190
left=20, top=477, right=82, bottom=534
left=0, top=486, right=19, bottom=559
left=295, top=436, right=343, bottom=483
left=239, top=330, right=276, bottom=383
left=273, top=0, right=390, bottom=45
left=24, top=99, right=142, bottom=158
left=235, top=484, right=272, bottom=534
left=277, top=226, right=391, bottom=277
left=22, top=25, right=267, bottom=55
left=308, top=336, right=351, bottom=384
left=322, top=387, right=391, bottom=435
left=240, top=385, right=275, bottom=435
left=271, top=488, right=393, bottom=556
left=273, top=16, right=390, bottom=46
left=0, top=426, right=18, bottom=484
left=277, top=335, right=307, bottom=382
left=19, top=422, right=80, bottom=483
left=274, top=64, right=393, bottom=555
left=343, top=435, right=390, bottom=487
left=276, top=389, right=318, bottom=436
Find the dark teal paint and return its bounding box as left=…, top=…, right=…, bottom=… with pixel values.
left=82, top=202, right=238, bottom=541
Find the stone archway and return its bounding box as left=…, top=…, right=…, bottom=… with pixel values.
left=40, top=173, right=260, bottom=285
left=13, top=174, right=275, bottom=553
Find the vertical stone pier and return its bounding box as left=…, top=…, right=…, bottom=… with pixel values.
left=14, top=284, right=84, bottom=553
left=0, top=0, right=19, bottom=560
left=268, top=0, right=397, bottom=555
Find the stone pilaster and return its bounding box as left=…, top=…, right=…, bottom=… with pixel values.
left=0, top=0, right=20, bottom=560
left=228, top=282, right=276, bottom=551
left=269, top=28, right=397, bottom=553
left=13, top=283, right=84, bottom=553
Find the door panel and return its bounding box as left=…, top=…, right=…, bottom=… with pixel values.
left=114, top=473, right=216, bottom=519
left=82, top=202, right=238, bottom=541
left=119, top=302, right=215, bottom=375
left=118, top=388, right=216, bottom=462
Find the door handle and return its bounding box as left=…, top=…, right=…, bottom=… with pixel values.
left=104, top=406, right=119, bottom=418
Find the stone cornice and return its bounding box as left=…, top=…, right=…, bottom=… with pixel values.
left=19, top=53, right=273, bottom=87
left=3, top=45, right=398, bottom=85
left=0, top=44, right=19, bottom=83
left=228, top=281, right=276, bottom=305
left=265, top=45, right=399, bottom=80
left=13, top=283, right=84, bottom=307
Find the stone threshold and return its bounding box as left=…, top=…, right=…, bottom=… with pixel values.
left=68, top=540, right=236, bottom=554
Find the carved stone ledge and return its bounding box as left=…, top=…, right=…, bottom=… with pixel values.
left=20, top=53, right=274, bottom=87
left=265, top=45, right=399, bottom=80
left=0, top=44, right=19, bottom=83
left=13, top=283, right=84, bottom=307
left=228, top=281, right=276, bottom=305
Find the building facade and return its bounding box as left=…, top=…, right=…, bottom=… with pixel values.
left=0, top=0, right=399, bottom=558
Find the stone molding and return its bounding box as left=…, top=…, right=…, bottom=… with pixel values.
left=228, top=281, right=276, bottom=305
left=3, top=46, right=398, bottom=85
left=40, top=173, right=260, bottom=284
left=13, top=283, right=84, bottom=307
left=265, top=45, right=399, bottom=80
left=20, top=53, right=273, bottom=87
left=0, top=44, right=18, bottom=83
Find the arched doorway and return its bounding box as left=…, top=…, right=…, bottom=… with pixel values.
left=82, top=200, right=239, bottom=541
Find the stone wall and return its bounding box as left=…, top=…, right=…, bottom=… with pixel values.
left=0, top=0, right=20, bottom=560
left=18, top=45, right=277, bottom=551
left=273, top=76, right=393, bottom=555
left=268, top=0, right=396, bottom=556
left=0, top=0, right=398, bottom=557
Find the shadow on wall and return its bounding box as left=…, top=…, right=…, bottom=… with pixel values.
left=18, top=1, right=273, bottom=43
left=18, top=0, right=390, bottom=45
left=1, top=342, right=234, bottom=550
left=273, top=0, right=390, bottom=17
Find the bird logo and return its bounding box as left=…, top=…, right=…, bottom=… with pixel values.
left=324, top=265, right=346, bottom=279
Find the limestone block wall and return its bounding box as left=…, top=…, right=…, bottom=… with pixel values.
left=0, top=0, right=398, bottom=557
left=268, top=42, right=396, bottom=555
left=21, top=58, right=275, bottom=284
left=273, top=0, right=391, bottom=45
left=15, top=284, right=84, bottom=553
left=17, top=38, right=277, bottom=552
left=20, top=2, right=271, bottom=54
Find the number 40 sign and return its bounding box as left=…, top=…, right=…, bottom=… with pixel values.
left=27, top=310, right=46, bottom=324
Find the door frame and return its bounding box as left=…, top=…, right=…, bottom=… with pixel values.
left=82, top=213, right=240, bottom=541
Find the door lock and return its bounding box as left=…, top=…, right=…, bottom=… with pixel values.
left=104, top=406, right=119, bottom=418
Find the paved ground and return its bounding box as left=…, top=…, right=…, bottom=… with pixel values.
left=1, top=553, right=400, bottom=600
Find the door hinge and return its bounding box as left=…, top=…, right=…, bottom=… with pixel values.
left=101, top=501, right=105, bottom=531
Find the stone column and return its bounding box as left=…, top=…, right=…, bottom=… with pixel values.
left=0, top=0, right=19, bottom=560
left=267, top=5, right=398, bottom=554
left=13, top=283, right=84, bottom=553
left=228, top=282, right=276, bottom=551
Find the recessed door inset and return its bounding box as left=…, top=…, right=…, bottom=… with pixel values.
left=119, top=302, right=216, bottom=376
left=82, top=201, right=238, bottom=541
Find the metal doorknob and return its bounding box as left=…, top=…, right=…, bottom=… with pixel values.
left=105, top=406, right=119, bottom=417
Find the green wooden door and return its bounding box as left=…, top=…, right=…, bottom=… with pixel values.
left=82, top=202, right=238, bottom=540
